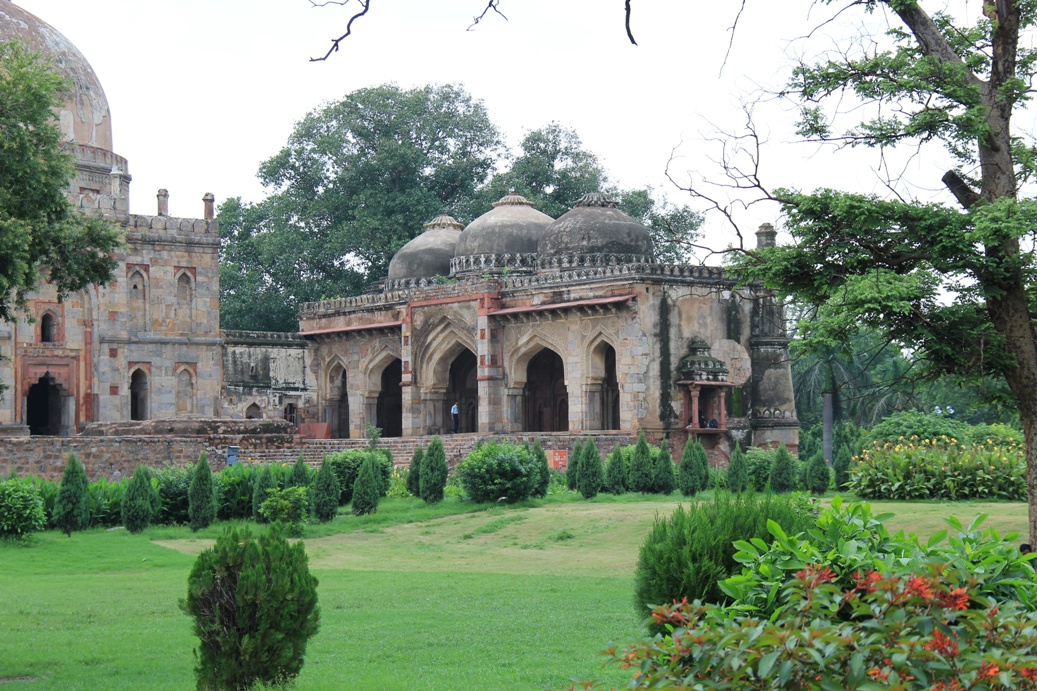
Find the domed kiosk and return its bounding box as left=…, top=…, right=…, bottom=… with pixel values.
left=451, top=192, right=553, bottom=277
left=387, top=215, right=464, bottom=285
left=538, top=192, right=655, bottom=270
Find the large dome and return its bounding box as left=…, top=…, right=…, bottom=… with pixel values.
left=538, top=192, right=654, bottom=267
left=455, top=192, right=553, bottom=260
left=387, top=215, right=464, bottom=282
left=0, top=3, right=113, bottom=151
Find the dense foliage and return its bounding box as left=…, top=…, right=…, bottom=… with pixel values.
left=530, top=440, right=551, bottom=499
left=188, top=453, right=216, bottom=532
left=580, top=439, right=604, bottom=499
left=406, top=447, right=423, bottom=497
left=350, top=454, right=381, bottom=516
left=420, top=437, right=448, bottom=504
left=311, top=459, right=340, bottom=523
left=260, top=486, right=310, bottom=536
left=678, top=438, right=708, bottom=497
left=456, top=441, right=538, bottom=504
left=603, top=447, right=627, bottom=494
left=566, top=439, right=584, bottom=492
left=252, top=464, right=275, bottom=523
left=726, top=444, right=749, bottom=493
left=627, top=432, right=655, bottom=493
left=803, top=451, right=831, bottom=495
left=121, top=467, right=155, bottom=534
left=0, top=480, right=45, bottom=539
left=55, top=454, right=90, bottom=536
left=768, top=445, right=797, bottom=493
left=651, top=442, right=675, bottom=496
left=327, top=450, right=392, bottom=505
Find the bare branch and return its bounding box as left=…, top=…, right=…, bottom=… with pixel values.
left=624, top=0, right=637, bottom=46
left=719, top=1, right=747, bottom=77
left=310, top=0, right=370, bottom=62
left=467, top=1, right=507, bottom=32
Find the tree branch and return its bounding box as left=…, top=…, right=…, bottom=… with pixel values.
left=310, top=0, right=370, bottom=62
left=467, top=1, right=507, bottom=32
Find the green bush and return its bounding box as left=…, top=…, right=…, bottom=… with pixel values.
left=260, top=486, right=310, bottom=535
left=769, top=444, right=797, bottom=493
left=726, top=444, right=749, bottom=492
left=87, top=475, right=126, bottom=528
left=867, top=409, right=969, bottom=445
left=180, top=524, right=320, bottom=689
left=350, top=454, right=381, bottom=516
left=744, top=447, right=774, bottom=492
left=156, top=465, right=192, bottom=525
left=627, top=431, right=655, bottom=493
left=964, top=421, right=1024, bottom=446
left=530, top=440, right=550, bottom=498
left=832, top=443, right=851, bottom=491
left=189, top=453, right=216, bottom=532
left=327, top=450, right=392, bottom=505
left=678, top=438, right=708, bottom=497
left=290, top=454, right=311, bottom=488
left=419, top=436, right=448, bottom=504
left=566, top=439, right=584, bottom=491
left=633, top=491, right=816, bottom=620
left=580, top=439, right=604, bottom=499
left=603, top=447, right=627, bottom=494
left=122, top=467, right=155, bottom=534
left=406, top=447, right=423, bottom=497
left=456, top=441, right=538, bottom=504
left=139, top=465, right=161, bottom=518
left=215, top=463, right=255, bottom=521
left=803, top=450, right=831, bottom=495
left=0, top=480, right=46, bottom=539
left=55, top=454, right=90, bottom=536
left=252, top=465, right=275, bottom=522
left=652, top=442, right=675, bottom=495
left=311, top=458, right=340, bottom=523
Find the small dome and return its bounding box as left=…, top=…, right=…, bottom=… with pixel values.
left=455, top=192, right=553, bottom=258
left=0, top=4, right=113, bottom=151
left=538, top=193, right=654, bottom=264
left=387, top=215, right=464, bottom=281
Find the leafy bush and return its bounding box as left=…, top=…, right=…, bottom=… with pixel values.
left=849, top=437, right=1025, bottom=500
left=652, top=442, right=675, bottom=495
left=55, top=454, right=90, bottom=536
left=252, top=464, right=275, bottom=523
left=385, top=466, right=409, bottom=498
left=964, top=421, right=1024, bottom=446
left=769, top=444, right=797, bottom=493
left=215, top=463, right=255, bottom=521
left=566, top=439, right=584, bottom=491
left=420, top=437, right=448, bottom=504
left=603, top=447, right=627, bottom=494
left=579, top=439, right=604, bottom=499
left=327, top=450, right=393, bottom=504
left=87, top=475, right=126, bottom=528
left=867, top=409, right=968, bottom=445
left=456, top=441, right=538, bottom=504
left=803, top=451, right=830, bottom=495
left=311, top=458, right=340, bottom=523
left=290, top=454, right=311, bottom=488
left=633, top=491, right=816, bottom=620
left=0, top=480, right=46, bottom=539
left=260, top=486, right=310, bottom=535
left=832, top=443, right=851, bottom=491
left=744, top=447, right=774, bottom=492
left=406, top=447, right=423, bottom=497
left=627, top=432, right=655, bottom=493
left=530, top=440, right=550, bottom=498
left=726, top=444, right=749, bottom=492
left=189, top=453, right=216, bottom=532
left=180, top=524, right=319, bottom=689
left=351, top=454, right=381, bottom=516
left=678, top=438, right=708, bottom=497
left=156, top=465, right=193, bottom=525
left=122, top=467, right=155, bottom=533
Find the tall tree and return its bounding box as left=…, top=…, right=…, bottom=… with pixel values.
left=219, top=83, right=502, bottom=331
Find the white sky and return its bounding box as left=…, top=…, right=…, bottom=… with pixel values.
left=13, top=0, right=999, bottom=253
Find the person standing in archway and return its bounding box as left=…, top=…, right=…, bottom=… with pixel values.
left=451, top=401, right=459, bottom=434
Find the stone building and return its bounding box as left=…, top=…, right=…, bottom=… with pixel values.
left=0, top=3, right=222, bottom=434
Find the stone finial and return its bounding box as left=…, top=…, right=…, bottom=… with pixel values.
left=422, top=214, right=464, bottom=232
left=157, top=188, right=169, bottom=216
left=203, top=192, right=215, bottom=220
left=756, top=222, right=777, bottom=249
left=491, top=191, right=536, bottom=208
left=573, top=192, right=619, bottom=208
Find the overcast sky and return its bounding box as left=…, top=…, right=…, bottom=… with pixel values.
left=14, top=0, right=1005, bottom=253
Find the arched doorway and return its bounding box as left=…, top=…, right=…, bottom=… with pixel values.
left=245, top=403, right=262, bottom=419
left=130, top=369, right=149, bottom=421
left=602, top=345, right=620, bottom=430
left=27, top=373, right=62, bottom=436
left=447, top=349, right=478, bottom=433
left=376, top=359, right=403, bottom=438
left=523, top=349, right=567, bottom=432
left=328, top=366, right=350, bottom=439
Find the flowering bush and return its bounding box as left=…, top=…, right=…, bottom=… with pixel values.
left=849, top=436, right=1025, bottom=500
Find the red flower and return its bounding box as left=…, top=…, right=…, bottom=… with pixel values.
left=905, top=574, right=934, bottom=601
left=977, top=660, right=999, bottom=680
left=924, top=629, right=959, bottom=658
left=937, top=587, right=969, bottom=611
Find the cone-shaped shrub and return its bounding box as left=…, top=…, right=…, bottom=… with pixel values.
left=833, top=444, right=852, bottom=491
left=678, top=438, right=707, bottom=496
left=122, top=466, right=155, bottom=533
left=180, top=523, right=319, bottom=689
left=531, top=440, right=550, bottom=498
left=290, top=454, right=310, bottom=488
left=566, top=440, right=584, bottom=491
left=253, top=464, right=275, bottom=523
left=406, top=447, right=423, bottom=497
left=351, top=454, right=381, bottom=516
left=726, top=443, right=750, bottom=493
left=804, top=450, right=831, bottom=495
left=140, top=465, right=161, bottom=518
left=312, top=458, right=340, bottom=523
left=579, top=439, right=604, bottom=499
left=419, top=436, right=448, bottom=504
left=604, top=447, right=627, bottom=494
left=769, top=444, right=797, bottom=493
left=653, top=443, right=676, bottom=495
left=628, top=431, right=655, bottom=493
left=189, top=452, right=216, bottom=532
left=55, top=454, right=90, bottom=536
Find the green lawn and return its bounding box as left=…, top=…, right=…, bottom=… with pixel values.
left=0, top=493, right=1028, bottom=689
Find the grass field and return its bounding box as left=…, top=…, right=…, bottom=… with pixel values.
left=0, top=493, right=1029, bottom=689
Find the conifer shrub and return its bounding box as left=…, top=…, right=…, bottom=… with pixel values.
left=633, top=491, right=816, bottom=620
left=604, top=447, right=627, bottom=494
left=138, top=465, right=161, bottom=518
left=156, top=465, right=193, bottom=525
left=566, top=439, right=584, bottom=491
left=628, top=431, right=655, bottom=493
left=180, top=524, right=319, bottom=689
left=579, top=439, right=604, bottom=499
left=419, top=436, right=448, bottom=504
left=290, top=454, right=311, bottom=488
left=327, top=450, right=392, bottom=504
left=55, top=454, right=90, bottom=536
left=189, top=452, right=216, bottom=532
left=833, top=443, right=851, bottom=491
left=122, top=466, right=155, bottom=533
left=652, top=442, right=676, bottom=495
left=678, top=438, right=707, bottom=496
left=456, top=441, right=537, bottom=503
left=745, top=447, right=775, bottom=492
left=769, top=444, right=798, bottom=493
left=726, top=443, right=750, bottom=493
left=312, top=458, right=340, bottom=523
left=351, top=454, right=381, bottom=516
left=260, top=486, right=310, bottom=535
left=406, top=447, right=423, bottom=497
left=0, top=480, right=46, bottom=539
left=530, top=440, right=551, bottom=498
left=252, top=464, right=275, bottom=523
left=804, top=450, right=831, bottom=495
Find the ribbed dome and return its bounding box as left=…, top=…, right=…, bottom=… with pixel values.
left=0, top=3, right=113, bottom=151
left=455, top=192, right=553, bottom=257
left=538, top=193, right=654, bottom=263
left=387, top=215, right=464, bottom=280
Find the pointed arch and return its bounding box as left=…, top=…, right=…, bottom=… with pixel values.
left=245, top=402, right=262, bottom=419
left=127, top=268, right=149, bottom=331
left=175, top=270, right=194, bottom=331
left=522, top=347, right=568, bottom=432
left=505, top=330, right=567, bottom=389
left=585, top=333, right=620, bottom=431
left=415, top=320, right=478, bottom=389
left=39, top=310, right=59, bottom=343
left=325, top=356, right=350, bottom=439
left=130, top=368, right=149, bottom=421
left=175, top=368, right=195, bottom=416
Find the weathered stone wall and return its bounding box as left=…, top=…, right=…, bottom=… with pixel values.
left=222, top=331, right=317, bottom=423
